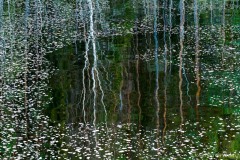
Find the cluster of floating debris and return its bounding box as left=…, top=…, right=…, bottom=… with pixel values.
left=18, top=120, right=237, bottom=159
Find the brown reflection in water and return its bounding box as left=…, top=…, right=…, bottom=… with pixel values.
left=135, top=34, right=142, bottom=128
left=163, top=64, right=167, bottom=145
left=134, top=32, right=142, bottom=154
left=126, top=64, right=132, bottom=125
left=194, top=0, right=200, bottom=122
left=153, top=0, right=160, bottom=153
left=179, top=0, right=184, bottom=131
left=162, top=0, right=168, bottom=145
left=120, top=60, right=133, bottom=125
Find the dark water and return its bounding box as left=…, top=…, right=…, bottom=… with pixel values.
left=1, top=0, right=240, bottom=159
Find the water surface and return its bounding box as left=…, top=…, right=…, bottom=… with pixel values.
left=0, top=0, right=240, bottom=159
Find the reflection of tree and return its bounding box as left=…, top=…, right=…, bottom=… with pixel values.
left=194, top=0, right=200, bottom=121
left=153, top=0, right=160, bottom=154
left=179, top=0, right=184, bottom=131
left=162, top=0, right=168, bottom=145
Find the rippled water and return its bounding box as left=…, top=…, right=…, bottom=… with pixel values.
left=0, top=0, right=240, bottom=159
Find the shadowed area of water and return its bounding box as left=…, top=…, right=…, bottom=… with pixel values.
left=0, top=0, right=240, bottom=159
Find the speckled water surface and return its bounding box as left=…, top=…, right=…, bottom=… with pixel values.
left=0, top=0, right=240, bottom=159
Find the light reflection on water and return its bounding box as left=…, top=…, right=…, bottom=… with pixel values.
left=0, top=0, right=240, bottom=159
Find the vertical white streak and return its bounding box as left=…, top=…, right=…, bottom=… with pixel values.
left=96, top=69, right=108, bottom=131
left=87, top=0, right=97, bottom=126
left=210, top=0, right=213, bottom=26
left=0, top=0, right=4, bottom=62
left=0, top=0, right=2, bottom=28
left=7, top=0, right=13, bottom=61
left=169, top=0, right=173, bottom=75
left=222, top=0, right=226, bottom=67
left=82, top=31, right=90, bottom=124
left=0, top=0, right=4, bottom=108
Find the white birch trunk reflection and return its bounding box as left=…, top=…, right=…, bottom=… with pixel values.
left=87, top=0, right=97, bottom=124
left=7, top=0, right=13, bottom=61
left=222, top=0, right=226, bottom=67
left=82, top=26, right=89, bottom=124
left=168, top=0, right=173, bottom=75
left=119, top=69, right=123, bottom=123
left=0, top=0, right=4, bottom=109
left=210, top=0, right=213, bottom=26
left=87, top=0, right=99, bottom=154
